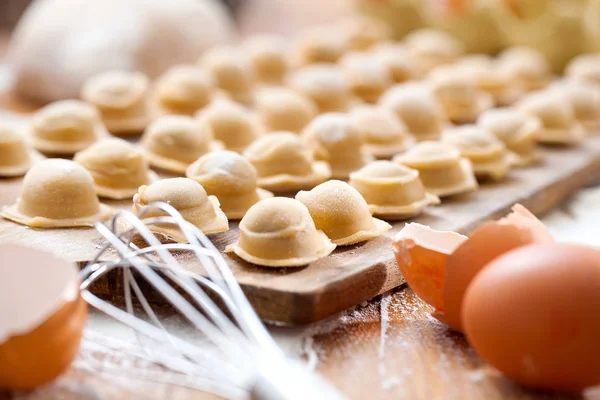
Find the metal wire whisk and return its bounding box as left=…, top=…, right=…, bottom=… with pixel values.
left=79, top=203, right=346, bottom=400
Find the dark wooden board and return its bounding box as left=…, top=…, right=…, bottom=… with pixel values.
left=3, top=135, right=600, bottom=325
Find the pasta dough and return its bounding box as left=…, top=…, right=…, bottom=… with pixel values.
left=199, top=46, right=255, bottom=104
left=29, top=100, right=107, bottom=155
left=497, top=47, right=552, bottom=93
left=295, top=180, right=391, bottom=246
left=132, top=177, right=228, bottom=242
left=302, top=113, right=373, bottom=179
left=226, top=197, right=336, bottom=267
left=1, top=159, right=112, bottom=228
left=154, top=65, right=216, bottom=116
left=442, top=126, right=515, bottom=181
left=350, top=105, right=415, bottom=159
left=74, top=138, right=158, bottom=199
left=566, top=54, right=600, bottom=86
left=379, top=83, right=446, bottom=142
left=394, top=141, right=478, bottom=197
left=0, top=125, right=43, bottom=177
left=196, top=99, right=263, bottom=153
left=339, top=52, right=392, bottom=104
left=349, top=161, right=439, bottom=220
left=81, top=71, right=151, bottom=135
left=243, top=132, right=331, bottom=192
left=242, top=35, right=290, bottom=84
left=551, top=80, right=600, bottom=132
left=371, top=42, right=421, bottom=84
left=287, top=64, right=352, bottom=113
left=142, top=115, right=221, bottom=174
left=186, top=150, right=273, bottom=220
left=254, top=87, right=317, bottom=134
left=478, top=108, right=543, bottom=166
left=403, top=29, right=464, bottom=74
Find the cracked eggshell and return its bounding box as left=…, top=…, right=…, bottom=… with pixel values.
left=226, top=197, right=336, bottom=268
left=0, top=244, right=86, bottom=391
left=0, top=124, right=44, bottom=177
left=74, top=138, right=158, bottom=200
left=1, top=159, right=113, bottom=228
left=186, top=150, right=273, bottom=220
left=295, top=180, right=391, bottom=246
left=132, top=178, right=228, bottom=242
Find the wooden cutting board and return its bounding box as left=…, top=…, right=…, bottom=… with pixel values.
left=3, top=132, right=600, bottom=325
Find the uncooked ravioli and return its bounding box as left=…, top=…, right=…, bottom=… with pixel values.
left=0, top=125, right=43, bottom=177
left=153, top=65, right=216, bottom=116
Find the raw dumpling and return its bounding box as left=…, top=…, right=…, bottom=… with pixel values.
left=291, top=26, right=346, bottom=67
left=1, top=159, right=112, bottom=228
left=394, top=141, right=478, bottom=197
left=242, top=35, right=290, bottom=84
left=196, top=99, right=263, bottom=152
left=336, top=15, right=392, bottom=52
left=132, top=177, right=228, bottom=242
left=29, top=100, right=107, bottom=155
left=226, top=197, right=336, bottom=267
left=428, top=66, right=494, bottom=124
left=296, top=180, right=391, bottom=246
left=518, top=90, right=586, bottom=145
left=350, top=105, right=415, bottom=159
left=153, top=65, right=216, bottom=116
left=186, top=150, right=273, bottom=220
left=302, top=113, right=373, bottom=179
left=371, top=42, right=421, bottom=84
left=254, top=87, right=317, bottom=134
left=74, top=138, right=158, bottom=199
left=551, top=80, right=600, bottom=132
left=349, top=161, right=439, bottom=220
left=81, top=71, right=151, bottom=135
left=403, top=29, right=464, bottom=73
left=565, top=54, right=600, bottom=86
left=141, top=115, right=221, bottom=174
left=339, top=52, right=392, bottom=104
left=477, top=108, right=543, bottom=166
left=379, top=83, right=446, bottom=141
left=497, top=47, right=552, bottom=93
left=243, top=132, right=331, bottom=192
left=287, top=64, right=352, bottom=113
left=199, top=46, right=255, bottom=104
left=0, top=125, right=43, bottom=177
left=442, top=126, right=515, bottom=181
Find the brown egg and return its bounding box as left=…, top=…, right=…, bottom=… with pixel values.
left=463, top=243, right=600, bottom=393
left=0, top=244, right=86, bottom=391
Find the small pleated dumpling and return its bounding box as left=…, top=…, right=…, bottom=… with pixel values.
left=141, top=115, right=221, bottom=174
left=478, top=108, right=543, bottom=166
left=518, top=91, right=586, bottom=145
left=428, top=66, right=494, bottom=124
left=497, top=47, right=552, bottom=93
left=455, top=55, right=522, bottom=106
left=551, top=80, right=600, bottom=132
left=350, top=105, right=415, bottom=159
left=565, top=54, right=600, bottom=86
left=291, top=26, right=346, bottom=67
left=336, top=15, right=392, bottom=52
left=379, top=83, right=446, bottom=141
left=442, top=126, right=515, bottom=181
left=243, top=132, right=331, bottom=192
left=287, top=64, right=352, bottom=113
left=302, top=113, right=373, bottom=179
left=339, top=52, right=392, bottom=104
left=371, top=42, right=421, bottom=84
left=154, top=65, right=216, bottom=116
left=1, top=159, right=112, bottom=228
left=132, top=178, right=228, bottom=242
left=226, top=197, right=336, bottom=267
left=394, top=141, right=478, bottom=197
left=296, top=180, right=391, bottom=246
left=74, top=138, right=158, bottom=200
left=196, top=99, right=263, bottom=152
left=199, top=46, right=255, bottom=104
left=29, top=100, right=107, bottom=155
left=254, top=87, right=317, bottom=134
left=403, top=29, right=464, bottom=73
left=81, top=71, right=151, bottom=135
left=349, top=161, right=440, bottom=220
left=186, top=151, right=273, bottom=220
left=0, top=125, right=43, bottom=177
left=242, top=35, right=290, bottom=84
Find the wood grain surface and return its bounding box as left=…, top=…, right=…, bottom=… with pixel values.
left=3, top=135, right=600, bottom=325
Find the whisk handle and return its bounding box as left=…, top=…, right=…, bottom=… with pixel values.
left=251, top=357, right=348, bottom=400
